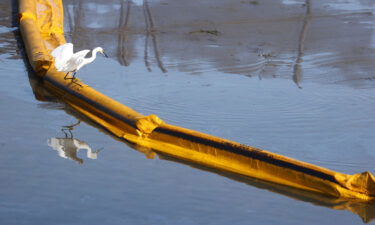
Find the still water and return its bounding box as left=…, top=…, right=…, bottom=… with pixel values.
left=1, top=0, right=375, bottom=224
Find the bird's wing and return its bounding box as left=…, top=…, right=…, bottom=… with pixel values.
left=73, top=49, right=91, bottom=59
left=51, top=43, right=74, bottom=71
left=59, top=49, right=90, bottom=72
left=70, top=49, right=91, bottom=70
left=51, top=43, right=74, bottom=59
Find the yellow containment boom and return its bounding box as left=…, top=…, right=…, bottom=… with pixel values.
left=19, top=0, right=375, bottom=202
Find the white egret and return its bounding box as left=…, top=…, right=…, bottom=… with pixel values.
left=51, top=43, right=108, bottom=82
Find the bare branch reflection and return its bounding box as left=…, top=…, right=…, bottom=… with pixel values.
left=117, top=0, right=131, bottom=66
left=293, top=0, right=312, bottom=89
left=143, top=0, right=167, bottom=73
left=142, top=0, right=152, bottom=72
left=67, top=0, right=83, bottom=44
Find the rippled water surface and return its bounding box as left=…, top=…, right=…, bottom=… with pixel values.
left=1, top=0, right=375, bottom=224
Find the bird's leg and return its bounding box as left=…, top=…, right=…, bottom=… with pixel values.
left=64, top=72, right=70, bottom=80
left=62, top=128, right=69, bottom=138
left=64, top=71, right=82, bottom=87
left=67, top=129, right=73, bottom=139
left=71, top=79, right=82, bottom=87
left=61, top=127, right=73, bottom=138
left=64, top=71, right=76, bottom=80
left=71, top=72, right=82, bottom=87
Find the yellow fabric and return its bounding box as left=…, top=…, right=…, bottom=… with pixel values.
left=19, top=12, right=37, bottom=21
left=136, top=115, right=164, bottom=135
left=19, top=0, right=375, bottom=220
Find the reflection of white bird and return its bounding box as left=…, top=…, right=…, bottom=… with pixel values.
left=51, top=43, right=108, bottom=81
left=48, top=138, right=101, bottom=164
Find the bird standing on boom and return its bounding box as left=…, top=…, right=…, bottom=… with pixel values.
left=51, top=43, right=108, bottom=85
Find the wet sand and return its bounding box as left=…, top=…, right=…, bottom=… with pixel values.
left=1, top=0, right=375, bottom=224
left=65, top=0, right=375, bottom=88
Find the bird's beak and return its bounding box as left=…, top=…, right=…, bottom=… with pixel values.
left=102, top=51, right=108, bottom=58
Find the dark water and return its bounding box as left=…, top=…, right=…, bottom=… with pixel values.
left=1, top=0, right=375, bottom=224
